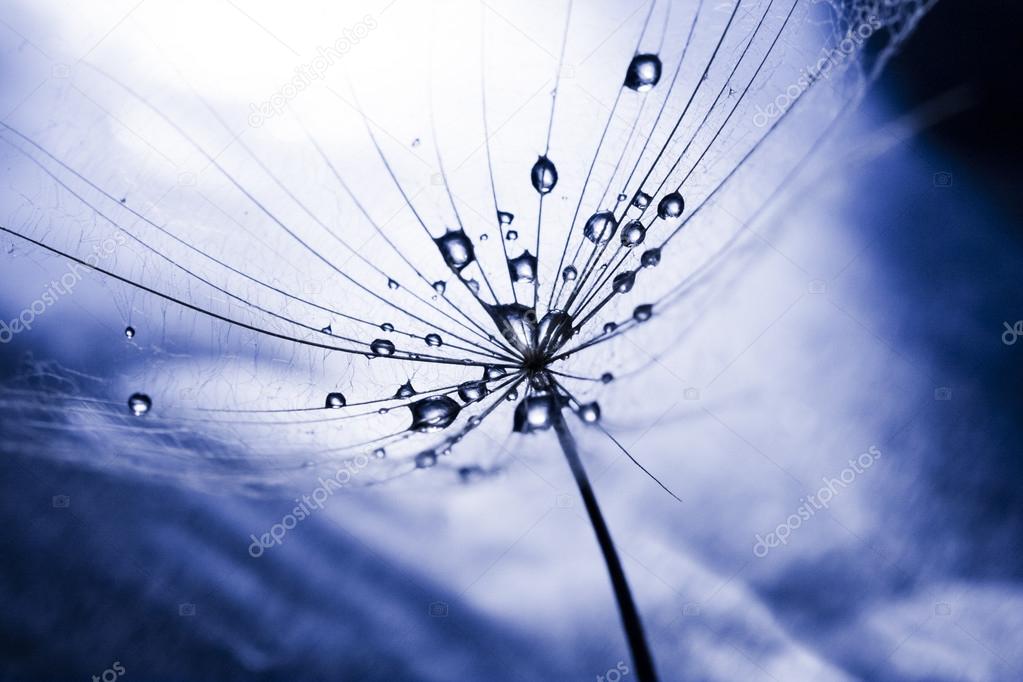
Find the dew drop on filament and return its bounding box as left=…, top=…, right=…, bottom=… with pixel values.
left=657, top=192, right=685, bottom=219
left=600, top=372, right=614, bottom=384
left=507, top=251, right=538, bottom=283
left=388, top=278, right=400, bottom=290
left=497, top=210, right=514, bottom=225
left=128, top=393, right=151, bottom=416
left=620, top=220, right=646, bottom=247
left=484, top=365, right=508, bottom=380
left=321, top=324, right=333, bottom=335
left=380, top=322, right=394, bottom=332
left=415, top=451, right=438, bottom=468
left=640, top=248, right=661, bottom=268
left=432, top=281, right=446, bottom=295
left=603, top=322, right=617, bottom=335
left=370, top=339, right=396, bottom=356
left=632, top=191, right=651, bottom=209
left=394, top=380, right=416, bottom=399
left=325, top=392, right=347, bottom=408
left=612, top=270, right=636, bottom=294
left=424, top=333, right=443, bottom=347
left=124, top=326, right=135, bottom=338
left=578, top=402, right=601, bottom=423
left=408, top=395, right=461, bottom=432
left=457, top=380, right=488, bottom=403
left=583, top=211, right=618, bottom=245
left=506, top=230, right=518, bottom=241
left=434, top=229, right=476, bottom=271
left=373, top=448, right=386, bottom=459
left=633, top=304, right=653, bottom=322
left=513, top=393, right=558, bottom=433
left=530, top=155, right=558, bottom=194
left=562, top=265, right=578, bottom=282
left=624, top=53, right=662, bottom=92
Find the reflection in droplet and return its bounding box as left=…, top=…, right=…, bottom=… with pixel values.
left=484, top=366, right=508, bottom=380
left=657, top=191, right=685, bottom=219
left=620, top=220, right=646, bottom=247
left=128, top=393, right=151, bottom=416
left=578, top=402, right=601, bottom=423
left=530, top=155, right=558, bottom=194
left=434, top=229, right=476, bottom=271
left=624, top=53, right=662, bottom=92
left=458, top=380, right=488, bottom=403
left=513, top=393, right=558, bottom=433
left=409, top=395, right=461, bottom=432
left=370, top=339, right=396, bottom=356
left=508, top=251, right=538, bottom=283
left=325, top=392, right=347, bottom=408
left=583, top=210, right=618, bottom=245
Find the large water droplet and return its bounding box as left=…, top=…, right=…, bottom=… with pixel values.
left=530, top=155, right=558, bottom=194
left=128, top=393, right=151, bottom=416
left=612, top=270, right=636, bottom=293
left=124, top=326, right=135, bottom=338
left=370, top=339, right=396, bottom=356
left=620, top=220, right=646, bottom=247
left=394, top=380, right=416, bottom=399
left=434, top=229, right=476, bottom=271
left=498, top=210, right=514, bottom=225
left=513, top=393, right=558, bottom=433
left=583, top=211, right=618, bottom=245
left=409, top=395, right=461, bottom=432
left=657, top=192, right=685, bottom=219
left=433, top=281, right=446, bottom=295
left=641, top=248, right=661, bottom=268
left=415, top=451, right=438, bottom=468
left=562, top=265, right=578, bottom=282
left=458, top=380, right=488, bottom=403
left=633, top=304, right=653, bottom=322
left=424, top=333, right=443, bottom=347
left=485, top=302, right=537, bottom=354
left=578, top=401, right=601, bottom=423
left=508, top=251, right=538, bottom=283
left=624, top=53, right=662, bottom=92
left=632, top=191, right=651, bottom=209
left=325, top=392, right=347, bottom=408
left=484, top=365, right=508, bottom=380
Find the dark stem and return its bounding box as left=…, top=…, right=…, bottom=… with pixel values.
left=551, top=407, right=659, bottom=682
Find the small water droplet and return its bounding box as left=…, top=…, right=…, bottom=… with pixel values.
left=484, top=366, right=508, bottom=380
left=506, top=390, right=519, bottom=401
left=498, top=210, right=514, bottom=225
left=480, top=233, right=489, bottom=241
left=373, top=447, right=386, bottom=459
left=578, top=402, right=601, bottom=423
left=624, top=53, right=662, bottom=92
left=380, top=322, right=394, bottom=332
left=657, top=192, right=685, bottom=219
left=632, top=191, right=651, bottom=209
left=620, top=220, right=646, bottom=247
left=425, top=333, right=443, bottom=347
left=584, top=210, right=619, bottom=245
left=508, top=250, right=538, bottom=283
left=432, top=281, right=447, bottom=295
left=321, top=324, right=333, bottom=335
left=124, top=326, right=135, bottom=338
left=325, top=392, right=347, bottom=408
left=530, top=155, right=558, bottom=194
left=640, top=247, right=661, bottom=268
left=415, top=451, right=438, bottom=468
left=458, top=380, right=489, bottom=403
left=411, top=137, right=421, bottom=147
left=466, top=278, right=480, bottom=295
left=617, top=192, right=627, bottom=202
left=128, top=393, right=151, bottom=416
left=562, top=265, right=578, bottom=282
left=633, top=304, right=653, bottom=322
left=388, top=278, right=400, bottom=290
left=506, top=230, right=518, bottom=241
left=409, top=395, right=461, bottom=432
left=370, top=339, right=396, bottom=356
left=395, top=380, right=416, bottom=399
left=603, top=322, right=617, bottom=335
left=612, top=270, right=636, bottom=294
left=434, top=229, right=476, bottom=271
left=513, top=393, right=558, bottom=433
left=468, top=415, right=482, bottom=427
left=379, top=407, right=389, bottom=415
left=600, top=372, right=614, bottom=384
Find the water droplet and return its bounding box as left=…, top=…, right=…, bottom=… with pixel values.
left=480, top=233, right=489, bottom=241
left=506, top=230, right=518, bottom=241
left=433, top=280, right=447, bottom=295
left=578, top=402, right=601, bottom=423
left=388, top=278, right=400, bottom=290
left=632, top=191, right=651, bottom=209
left=425, top=333, right=443, bottom=347
left=380, top=322, right=394, bottom=332
left=124, top=326, right=135, bottom=338
left=484, top=366, right=508, bottom=380
left=530, top=155, right=558, bottom=194
left=562, top=265, right=578, bottom=282
left=434, top=229, right=476, bottom=271
left=583, top=210, right=619, bottom=245
left=617, top=192, right=627, bottom=202
left=620, top=220, right=646, bottom=247
left=409, top=395, right=461, bottom=432
left=624, top=53, right=662, bottom=92
left=468, top=415, right=482, bottom=427
left=373, top=447, right=386, bottom=459
left=633, top=304, right=653, bottom=322
left=657, top=192, right=685, bottom=219
left=458, top=380, right=488, bottom=403
left=395, top=380, right=416, bottom=399
left=378, top=407, right=389, bottom=415
left=600, top=372, right=614, bottom=384
left=411, top=137, right=421, bottom=147
left=415, top=451, right=438, bottom=468
left=321, top=324, right=333, bottom=335
left=484, top=302, right=537, bottom=354
left=506, top=390, right=519, bottom=401
left=513, top=393, right=558, bottom=433
left=537, top=310, right=574, bottom=353
left=370, top=339, right=396, bottom=356
left=612, top=270, right=636, bottom=294
left=603, top=322, right=617, bottom=334
left=497, top=210, right=514, bottom=225
left=128, top=393, right=151, bottom=416
left=507, top=250, right=538, bottom=283
left=325, top=392, right=347, bottom=408
left=466, top=278, right=480, bottom=295
left=641, top=247, right=661, bottom=268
